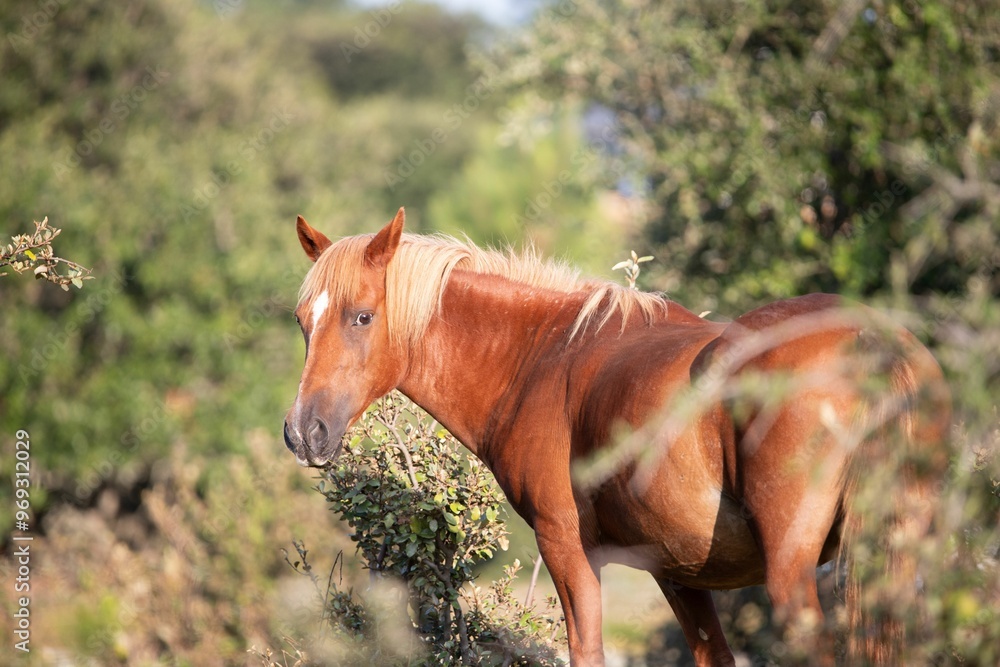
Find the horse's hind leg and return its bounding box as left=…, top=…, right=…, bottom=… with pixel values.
left=739, top=405, right=849, bottom=661
left=653, top=578, right=735, bottom=667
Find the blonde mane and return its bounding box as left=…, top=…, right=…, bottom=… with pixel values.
left=298, top=233, right=668, bottom=348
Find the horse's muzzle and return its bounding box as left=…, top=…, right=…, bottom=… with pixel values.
left=283, top=414, right=343, bottom=467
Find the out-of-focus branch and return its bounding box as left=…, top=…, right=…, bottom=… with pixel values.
left=882, top=141, right=1000, bottom=222
left=808, top=0, right=866, bottom=66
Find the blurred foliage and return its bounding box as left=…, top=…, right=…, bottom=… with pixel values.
left=308, top=2, right=488, bottom=100
left=427, top=104, right=638, bottom=275
left=843, top=422, right=1000, bottom=665
left=493, top=0, right=1000, bottom=314
left=0, top=430, right=351, bottom=665
left=0, top=0, right=498, bottom=518
left=252, top=394, right=565, bottom=665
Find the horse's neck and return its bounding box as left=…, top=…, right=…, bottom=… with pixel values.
left=396, top=270, right=584, bottom=455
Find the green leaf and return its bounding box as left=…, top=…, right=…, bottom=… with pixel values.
left=405, top=541, right=417, bottom=557
left=72, top=278, right=84, bottom=289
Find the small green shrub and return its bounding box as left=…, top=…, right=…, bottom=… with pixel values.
left=256, top=393, right=565, bottom=666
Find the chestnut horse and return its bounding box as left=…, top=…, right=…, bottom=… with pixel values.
left=283, top=208, right=949, bottom=666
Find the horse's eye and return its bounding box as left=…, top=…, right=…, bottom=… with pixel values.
left=354, top=311, right=374, bottom=327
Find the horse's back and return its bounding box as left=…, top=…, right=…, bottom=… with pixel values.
left=716, top=292, right=948, bottom=438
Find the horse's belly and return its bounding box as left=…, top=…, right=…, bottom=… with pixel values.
left=594, top=476, right=765, bottom=589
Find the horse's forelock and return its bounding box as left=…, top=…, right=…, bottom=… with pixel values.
left=297, top=234, right=371, bottom=313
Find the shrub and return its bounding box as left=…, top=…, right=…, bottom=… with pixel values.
left=253, top=392, right=565, bottom=666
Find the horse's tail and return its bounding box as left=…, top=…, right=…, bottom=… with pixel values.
left=841, top=324, right=951, bottom=664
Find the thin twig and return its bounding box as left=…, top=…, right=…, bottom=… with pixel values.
left=376, top=411, right=420, bottom=489
left=320, top=550, right=344, bottom=638
left=525, top=554, right=544, bottom=607
left=808, top=0, right=866, bottom=66
left=371, top=542, right=388, bottom=587
left=458, top=608, right=471, bottom=665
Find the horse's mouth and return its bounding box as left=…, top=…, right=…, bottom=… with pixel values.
left=292, top=441, right=343, bottom=468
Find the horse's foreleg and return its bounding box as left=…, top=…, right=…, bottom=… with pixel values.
left=535, top=520, right=605, bottom=666
left=653, top=579, right=735, bottom=667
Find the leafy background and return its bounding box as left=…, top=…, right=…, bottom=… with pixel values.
left=0, top=0, right=997, bottom=664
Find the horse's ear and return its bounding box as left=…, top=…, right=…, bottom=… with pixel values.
left=296, top=215, right=332, bottom=263
left=364, top=207, right=405, bottom=269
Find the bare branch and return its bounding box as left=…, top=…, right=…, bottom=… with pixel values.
left=525, top=553, right=544, bottom=607
left=808, top=0, right=866, bottom=66
left=375, top=410, right=420, bottom=489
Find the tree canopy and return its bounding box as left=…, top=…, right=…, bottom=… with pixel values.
left=491, top=0, right=1000, bottom=313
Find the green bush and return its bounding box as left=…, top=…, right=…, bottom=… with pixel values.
left=254, top=393, right=565, bottom=666
left=491, top=0, right=1000, bottom=313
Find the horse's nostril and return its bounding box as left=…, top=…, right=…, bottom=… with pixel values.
left=283, top=420, right=296, bottom=452
left=307, top=418, right=329, bottom=449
